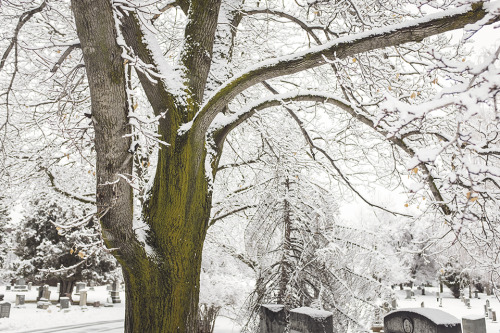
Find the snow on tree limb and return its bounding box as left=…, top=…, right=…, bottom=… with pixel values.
left=198, top=1, right=500, bottom=133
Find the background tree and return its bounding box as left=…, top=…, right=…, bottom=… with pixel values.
left=13, top=194, right=118, bottom=299
left=1, top=0, right=500, bottom=331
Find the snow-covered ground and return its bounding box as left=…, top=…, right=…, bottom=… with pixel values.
left=0, top=285, right=241, bottom=332
left=0, top=285, right=498, bottom=332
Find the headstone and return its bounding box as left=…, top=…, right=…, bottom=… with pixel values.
left=5, top=286, right=10, bottom=291
left=466, top=299, right=471, bottom=309
left=405, top=290, right=412, bottom=299
left=93, top=301, right=100, bottom=307
left=486, top=299, right=490, bottom=308
left=440, top=282, right=444, bottom=293
left=110, top=290, right=121, bottom=303
left=111, top=280, right=121, bottom=303
left=488, top=308, right=492, bottom=319
left=384, top=308, right=461, bottom=333
left=462, top=315, right=487, bottom=333
left=474, top=290, right=479, bottom=299
left=391, top=299, right=398, bottom=309
left=89, top=281, right=95, bottom=291
left=420, top=302, right=424, bottom=308
left=439, top=298, right=443, bottom=307
left=16, top=278, right=26, bottom=286
left=36, top=300, right=50, bottom=309
left=436, top=292, right=440, bottom=302
left=289, top=307, right=333, bottom=333
left=0, top=302, right=11, bottom=318
left=75, top=282, right=86, bottom=294
left=484, top=305, right=488, bottom=317
left=42, top=285, right=51, bottom=300
left=493, top=311, right=497, bottom=323
left=106, top=284, right=112, bottom=291
left=421, top=287, right=425, bottom=295
left=15, top=294, right=25, bottom=307
left=0, top=294, right=3, bottom=301
left=60, top=297, right=70, bottom=309
left=37, top=286, right=43, bottom=301
left=79, top=290, right=87, bottom=307
left=259, top=304, right=286, bottom=333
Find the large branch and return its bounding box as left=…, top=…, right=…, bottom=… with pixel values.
left=212, top=91, right=452, bottom=215
left=197, top=2, right=499, bottom=132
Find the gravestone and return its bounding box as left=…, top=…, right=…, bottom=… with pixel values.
left=0, top=302, right=11, bottom=318
left=42, top=285, right=51, bottom=300
left=15, top=294, right=25, bottom=307
left=405, top=290, right=412, bottom=299
left=93, top=301, right=100, bottom=307
left=27, top=282, right=32, bottom=291
left=37, top=300, right=50, bottom=309
left=111, top=280, right=121, bottom=303
left=0, top=294, right=3, bottom=301
left=16, top=278, right=26, bottom=286
left=5, top=286, right=10, bottom=291
left=462, top=315, right=486, bottom=333
left=436, top=292, right=439, bottom=302
left=259, top=304, right=286, bottom=333
left=439, top=298, right=442, bottom=307
left=289, top=307, right=333, bottom=333
left=60, top=297, right=70, bottom=309
left=421, top=288, right=425, bottom=296
left=37, top=286, right=43, bottom=301
left=75, top=282, right=86, bottom=295
left=391, top=299, right=398, bottom=309
left=89, top=281, right=95, bottom=291
left=79, top=290, right=87, bottom=307
left=474, top=291, right=479, bottom=299
left=384, top=308, right=461, bottom=333
left=492, top=311, right=497, bottom=322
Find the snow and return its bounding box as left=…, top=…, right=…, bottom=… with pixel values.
left=290, top=306, right=333, bottom=319
left=388, top=307, right=460, bottom=325
left=1, top=285, right=500, bottom=332
left=262, top=304, right=285, bottom=312
left=395, top=287, right=500, bottom=333
left=0, top=285, right=242, bottom=332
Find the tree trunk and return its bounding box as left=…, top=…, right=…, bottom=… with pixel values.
left=71, top=1, right=212, bottom=331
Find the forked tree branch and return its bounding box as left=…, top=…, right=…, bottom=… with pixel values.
left=0, top=1, right=47, bottom=72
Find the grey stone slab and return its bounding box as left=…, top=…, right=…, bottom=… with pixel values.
left=259, top=304, right=286, bottom=333
left=384, top=308, right=461, bottom=333
left=462, top=315, right=486, bottom=333
left=289, top=307, right=333, bottom=333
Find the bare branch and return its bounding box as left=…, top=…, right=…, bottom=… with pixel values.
left=45, top=168, right=96, bottom=204
left=0, top=1, right=47, bottom=72
left=51, top=43, right=81, bottom=73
